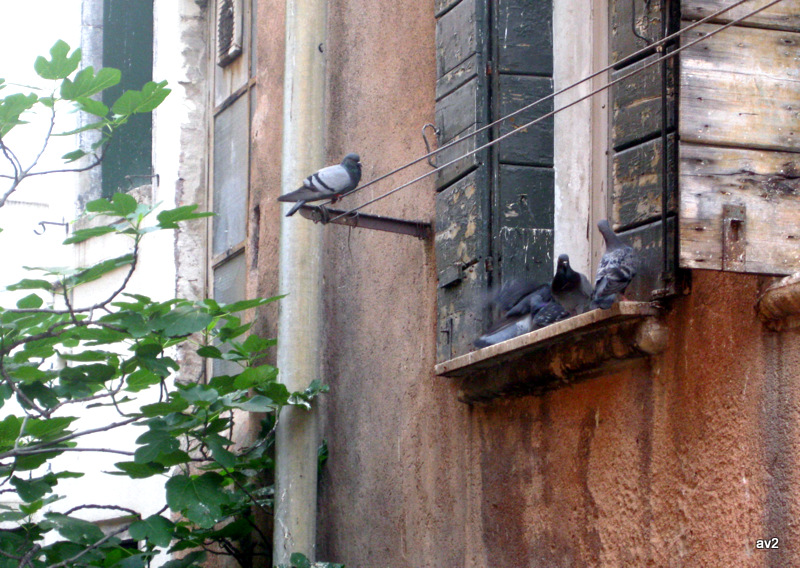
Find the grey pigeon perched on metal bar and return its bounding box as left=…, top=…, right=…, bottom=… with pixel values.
left=474, top=281, right=552, bottom=348
left=591, top=219, right=638, bottom=309
left=278, top=153, right=362, bottom=217
left=551, top=254, right=593, bottom=316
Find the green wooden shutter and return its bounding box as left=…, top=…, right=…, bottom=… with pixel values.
left=609, top=0, right=680, bottom=299
left=491, top=0, right=554, bottom=286
left=434, top=0, right=554, bottom=362
left=101, top=0, right=154, bottom=198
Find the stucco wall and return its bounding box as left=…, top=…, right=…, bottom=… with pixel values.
left=251, top=1, right=800, bottom=567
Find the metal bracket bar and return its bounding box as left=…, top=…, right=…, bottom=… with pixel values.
left=296, top=204, right=433, bottom=240
left=722, top=203, right=746, bottom=271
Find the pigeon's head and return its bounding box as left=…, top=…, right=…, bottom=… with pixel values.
left=342, top=153, right=361, bottom=167
left=552, top=254, right=577, bottom=291
left=597, top=219, right=622, bottom=247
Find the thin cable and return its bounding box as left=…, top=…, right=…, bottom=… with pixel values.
left=329, top=0, right=785, bottom=222
left=323, top=0, right=759, bottom=207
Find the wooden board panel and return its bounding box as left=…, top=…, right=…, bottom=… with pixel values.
left=680, top=67, right=800, bottom=152
left=436, top=0, right=478, bottom=79
left=679, top=143, right=800, bottom=274
left=611, top=53, right=676, bottom=150
left=495, top=75, right=554, bottom=167
left=610, top=0, right=665, bottom=64
left=495, top=0, right=553, bottom=75
left=681, top=23, right=800, bottom=82
left=435, top=170, right=491, bottom=361
left=612, top=134, right=677, bottom=229
left=682, top=0, right=800, bottom=32
left=436, top=52, right=479, bottom=100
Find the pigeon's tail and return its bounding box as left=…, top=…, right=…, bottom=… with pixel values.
left=285, top=200, right=306, bottom=217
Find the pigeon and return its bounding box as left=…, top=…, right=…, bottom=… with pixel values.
left=532, top=299, right=569, bottom=328
left=591, top=219, right=638, bottom=309
left=474, top=281, right=552, bottom=348
left=550, top=254, right=593, bottom=316
left=277, top=153, right=362, bottom=217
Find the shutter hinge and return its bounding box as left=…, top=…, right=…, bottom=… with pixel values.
left=484, top=256, right=494, bottom=273
left=486, top=62, right=493, bottom=76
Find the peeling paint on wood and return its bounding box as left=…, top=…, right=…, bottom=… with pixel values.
left=612, top=134, right=677, bottom=229
left=611, top=53, right=676, bottom=150
left=679, top=143, right=800, bottom=274
left=610, top=0, right=666, bottom=63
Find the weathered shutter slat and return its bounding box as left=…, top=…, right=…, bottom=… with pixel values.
left=435, top=0, right=491, bottom=361
left=612, top=134, right=677, bottom=229
left=681, top=0, right=800, bottom=33
left=608, top=0, right=679, bottom=299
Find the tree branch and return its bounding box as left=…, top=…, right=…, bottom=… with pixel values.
left=44, top=524, right=129, bottom=568
left=63, top=504, right=140, bottom=518
left=0, top=417, right=140, bottom=461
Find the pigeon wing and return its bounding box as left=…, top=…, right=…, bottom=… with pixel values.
left=311, top=164, right=356, bottom=193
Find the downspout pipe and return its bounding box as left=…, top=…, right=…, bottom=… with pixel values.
left=274, top=0, right=327, bottom=563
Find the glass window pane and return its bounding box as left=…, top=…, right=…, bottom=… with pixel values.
left=213, top=95, right=249, bottom=255
left=212, top=253, right=246, bottom=376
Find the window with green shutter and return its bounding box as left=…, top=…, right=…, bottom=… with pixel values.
left=434, top=0, right=555, bottom=362
left=101, top=0, right=154, bottom=198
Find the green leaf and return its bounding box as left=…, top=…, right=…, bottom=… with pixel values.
left=65, top=254, right=134, bottom=287
left=156, top=205, right=214, bottom=229
left=15, top=293, right=43, bottom=309
left=33, top=40, right=81, bottom=80
left=129, top=515, right=174, bottom=548
left=0, top=92, right=37, bottom=136
left=222, top=297, right=278, bottom=314
left=61, top=149, right=87, bottom=162
left=160, top=551, right=205, bottom=568
left=290, top=553, right=312, bottom=568
left=9, top=365, right=48, bottom=383
left=10, top=476, right=54, bottom=502
left=60, top=66, right=120, bottom=100
left=234, top=365, right=278, bottom=390
left=75, top=97, right=109, bottom=117
left=139, top=398, right=190, bottom=418
left=111, top=192, right=138, bottom=216
left=0, top=415, right=22, bottom=445
left=165, top=473, right=229, bottom=528
left=111, top=461, right=166, bottom=479
left=112, top=80, right=170, bottom=115
left=53, top=118, right=109, bottom=137
left=153, top=305, right=213, bottom=337
left=4, top=278, right=53, bottom=292
left=46, top=512, right=105, bottom=544
left=23, top=416, right=77, bottom=440
left=125, top=369, right=162, bottom=392
left=62, top=225, right=115, bottom=244
left=196, top=345, right=223, bottom=359
left=204, top=435, right=236, bottom=469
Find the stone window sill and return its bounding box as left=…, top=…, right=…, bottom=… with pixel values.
left=434, top=302, right=668, bottom=403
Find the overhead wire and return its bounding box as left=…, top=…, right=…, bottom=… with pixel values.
left=327, top=0, right=786, bottom=223
left=318, top=0, right=764, bottom=212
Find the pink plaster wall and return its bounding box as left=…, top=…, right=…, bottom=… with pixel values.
left=250, top=1, right=800, bottom=566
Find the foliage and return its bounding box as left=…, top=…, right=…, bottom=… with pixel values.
left=0, top=41, right=339, bottom=568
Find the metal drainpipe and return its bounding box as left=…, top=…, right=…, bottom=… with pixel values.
left=273, top=0, right=327, bottom=563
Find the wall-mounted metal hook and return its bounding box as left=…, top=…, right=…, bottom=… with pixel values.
left=34, top=218, right=69, bottom=236
left=422, top=123, right=440, bottom=168
left=125, top=172, right=160, bottom=188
